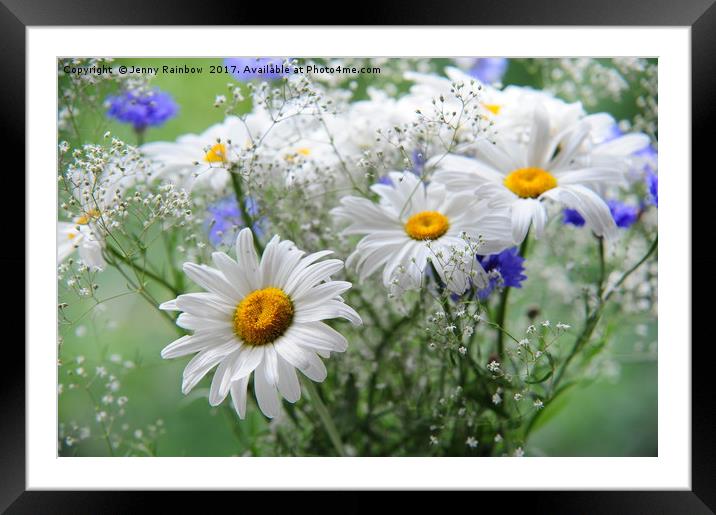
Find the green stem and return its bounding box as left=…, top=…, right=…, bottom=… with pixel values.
left=104, top=251, right=182, bottom=332
left=302, top=379, right=346, bottom=457
left=495, top=232, right=531, bottom=358
left=229, top=170, right=264, bottom=254
left=551, top=309, right=602, bottom=391
left=527, top=235, right=657, bottom=439
left=604, top=236, right=658, bottom=302
left=551, top=235, right=608, bottom=393
left=365, top=297, right=422, bottom=419
left=83, top=383, right=115, bottom=456
left=107, top=245, right=179, bottom=296
left=597, top=235, right=606, bottom=297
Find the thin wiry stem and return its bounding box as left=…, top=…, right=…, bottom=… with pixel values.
left=229, top=169, right=264, bottom=255
left=495, top=231, right=531, bottom=358
left=302, top=378, right=346, bottom=457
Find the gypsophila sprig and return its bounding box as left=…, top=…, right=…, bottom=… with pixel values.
left=58, top=57, right=658, bottom=457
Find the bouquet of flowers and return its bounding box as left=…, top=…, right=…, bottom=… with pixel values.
left=57, top=57, right=658, bottom=457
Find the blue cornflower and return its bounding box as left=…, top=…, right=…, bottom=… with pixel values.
left=376, top=175, right=395, bottom=186
left=603, top=123, right=623, bottom=142
left=607, top=200, right=639, bottom=228
left=475, top=247, right=527, bottom=299
left=636, top=144, right=658, bottom=163
left=645, top=168, right=658, bottom=207
left=205, top=196, right=264, bottom=247
left=224, top=57, right=289, bottom=81
left=106, top=88, right=177, bottom=132
left=467, top=58, right=508, bottom=84
left=562, top=208, right=586, bottom=227
left=563, top=200, right=639, bottom=229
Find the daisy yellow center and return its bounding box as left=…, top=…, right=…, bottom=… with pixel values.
left=284, top=147, right=311, bottom=163
left=482, top=103, right=502, bottom=115
left=205, top=143, right=228, bottom=163
left=75, top=208, right=101, bottom=225
left=233, top=287, right=294, bottom=346
left=404, top=211, right=450, bottom=240
left=503, top=167, right=557, bottom=198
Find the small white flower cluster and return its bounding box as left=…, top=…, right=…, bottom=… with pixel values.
left=57, top=58, right=658, bottom=458
left=58, top=58, right=157, bottom=137
left=58, top=352, right=159, bottom=455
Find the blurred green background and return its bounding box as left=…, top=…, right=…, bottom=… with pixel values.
left=58, top=58, right=657, bottom=457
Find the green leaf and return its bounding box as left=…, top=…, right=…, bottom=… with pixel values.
left=525, top=368, right=553, bottom=384
left=525, top=381, right=579, bottom=436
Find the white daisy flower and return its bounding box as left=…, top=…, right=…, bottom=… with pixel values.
left=486, top=83, right=584, bottom=141
left=405, top=67, right=584, bottom=137
left=331, top=172, right=514, bottom=295
left=577, top=112, right=651, bottom=174
left=430, top=103, right=623, bottom=243
left=57, top=217, right=105, bottom=270
left=405, top=67, right=507, bottom=120
left=141, top=113, right=272, bottom=192
left=276, top=136, right=342, bottom=192
left=159, top=228, right=362, bottom=419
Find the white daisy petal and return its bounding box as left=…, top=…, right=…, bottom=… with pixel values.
left=230, top=344, right=265, bottom=381
left=429, top=154, right=505, bottom=189
left=542, top=185, right=617, bottom=239
left=209, top=349, right=242, bottom=406
left=271, top=242, right=305, bottom=288
left=181, top=341, right=237, bottom=394
left=548, top=122, right=590, bottom=170
left=554, top=167, right=624, bottom=187
left=301, top=352, right=328, bottom=382
left=259, top=235, right=282, bottom=286
left=211, top=252, right=253, bottom=298
left=594, top=133, right=650, bottom=157
left=294, top=280, right=353, bottom=308
left=474, top=138, right=521, bottom=172
left=282, top=251, right=335, bottom=291
left=176, top=313, right=230, bottom=332
left=235, top=227, right=261, bottom=290
left=276, top=354, right=301, bottom=403
left=294, top=300, right=362, bottom=325
left=161, top=331, right=232, bottom=359
left=288, top=322, right=349, bottom=353
left=510, top=198, right=542, bottom=244
left=273, top=331, right=329, bottom=381
left=159, top=299, right=179, bottom=311
left=229, top=375, right=250, bottom=419
left=285, top=259, right=344, bottom=298
left=175, top=292, right=234, bottom=320
left=527, top=103, right=552, bottom=169
left=263, top=344, right=280, bottom=387
left=182, top=262, right=241, bottom=303
left=273, top=334, right=314, bottom=370
left=254, top=360, right=281, bottom=418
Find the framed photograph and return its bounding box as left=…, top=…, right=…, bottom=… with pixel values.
left=5, top=0, right=707, bottom=510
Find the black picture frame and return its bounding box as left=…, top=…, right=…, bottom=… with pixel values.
left=4, top=1, right=707, bottom=511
